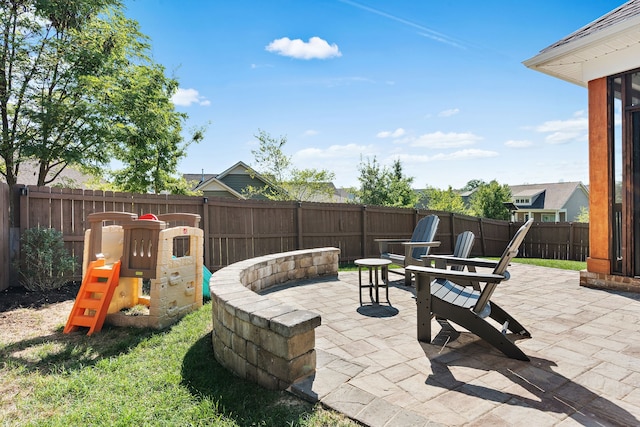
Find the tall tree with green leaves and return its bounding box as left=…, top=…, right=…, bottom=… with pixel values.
left=470, top=180, right=512, bottom=220
left=0, top=0, right=201, bottom=213
left=108, top=64, right=203, bottom=194
left=354, top=156, right=391, bottom=206
left=388, top=159, right=418, bottom=207
left=355, top=157, right=417, bottom=207
left=1, top=0, right=123, bottom=189
left=424, top=186, right=469, bottom=214
left=249, top=129, right=336, bottom=201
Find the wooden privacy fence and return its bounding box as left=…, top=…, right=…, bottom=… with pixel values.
left=1, top=184, right=590, bottom=289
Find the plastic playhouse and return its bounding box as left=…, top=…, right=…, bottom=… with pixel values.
left=64, top=212, right=204, bottom=335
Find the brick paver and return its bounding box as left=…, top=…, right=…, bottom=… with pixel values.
left=278, top=264, right=640, bottom=426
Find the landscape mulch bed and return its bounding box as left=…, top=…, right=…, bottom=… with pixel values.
left=0, top=282, right=80, bottom=312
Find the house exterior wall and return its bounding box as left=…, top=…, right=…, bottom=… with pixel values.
left=564, top=188, right=589, bottom=222
left=221, top=174, right=270, bottom=199
left=202, top=190, right=238, bottom=199
left=587, top=77, right=611, bottom=275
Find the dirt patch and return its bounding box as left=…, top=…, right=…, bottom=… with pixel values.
left=0, top=283, right=80, bottom=345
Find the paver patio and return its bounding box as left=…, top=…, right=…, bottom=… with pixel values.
left=263, top=264, right=640, bottom=426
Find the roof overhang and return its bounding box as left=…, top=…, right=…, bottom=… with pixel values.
left=523, top=13, right=640, bottom=87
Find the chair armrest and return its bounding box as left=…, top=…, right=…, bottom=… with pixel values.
left=375, top=238, right=410, bottom=254
left=421, top=253, right=456, bottom=268
left=422, top=255, right=498, bottom=269
left=402, top=241, right=441, bottom=265
left=401, top=241, right=441, bottom=248
left=406, top=265, right=505, bottom=283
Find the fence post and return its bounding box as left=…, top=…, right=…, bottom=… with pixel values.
left=448, top=212, right=454, bottom=251
left=202, top=197, right=211, bottom=270
left=297, top=202, right=304, bottom=250
left=361, top=205, right=368, bottom=258
left=478, top=217, right=487, bottom=257
left=569, top=222, right=574, bottom=261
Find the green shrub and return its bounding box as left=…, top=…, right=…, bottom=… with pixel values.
left=16, top=227, right=77, bottom=292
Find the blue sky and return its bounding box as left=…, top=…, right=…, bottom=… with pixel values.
left=123, top=0, right=625, bottom=189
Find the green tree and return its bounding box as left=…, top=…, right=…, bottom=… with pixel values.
left=387, top=159, right=418, bottom=207
left=0, top=0, right=201, bottom=214
left=355, top=156, right=390, bottom=206
left=424, top=186, right=469, bottom=214
left=469, top=180, right=512, bottom=220
left=249, top=129, right=336, bottom=201
left=461, top=179, right=486, bottom=192
left=108, top=64, right=203, bottom=194
left=355, top=157, right=417, bottom=207
left=574, top=206, right=589, bottom=223
left=1, top=0, right=122, bottom=190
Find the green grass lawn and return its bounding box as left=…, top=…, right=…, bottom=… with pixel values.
left=0, top=303, right=357, bottom=426
left=496, top=257, right=586, bottom=271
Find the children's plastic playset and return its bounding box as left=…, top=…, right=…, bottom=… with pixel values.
left=64, top=212, right=205, bottom=335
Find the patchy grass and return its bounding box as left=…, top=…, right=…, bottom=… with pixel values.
left=340, top=262, right=402, bottom=271
left=0, top=302, right=357, bottom=426
left=508, top=257, right=586, bottom=271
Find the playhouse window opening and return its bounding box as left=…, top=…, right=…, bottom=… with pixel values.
left=172, top=235, right=191, bottom=258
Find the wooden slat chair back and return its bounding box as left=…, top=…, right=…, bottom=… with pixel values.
left=473, top=219, right=533, bottom=315
left=407, top=219, right=534, bottom=361
left=422, top=230, right=475, bottom=271
left=408, top=215, right=440, bottom=260
left=376, top=214, right=441, bottom=285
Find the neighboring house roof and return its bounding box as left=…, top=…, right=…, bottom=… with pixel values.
left=523, top=0, right=640, bottom=86
left=188, top=161, right=278, bottom=200
left=509, top=181, right=588, bottom=210
left=4, top=160, right=97, bottom=188
left=183, top=173, right=216, bottom=188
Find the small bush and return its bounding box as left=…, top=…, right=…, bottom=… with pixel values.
left=16, top=227, right=77, bottom=292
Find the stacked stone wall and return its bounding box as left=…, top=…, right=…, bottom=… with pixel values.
left=210, top=247, right=339, bottom=390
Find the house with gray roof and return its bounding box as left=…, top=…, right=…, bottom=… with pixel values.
left=509, top=181, right=589, bottom=223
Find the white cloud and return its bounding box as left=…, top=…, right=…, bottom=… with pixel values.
left=376, top=128, right=406, bottom=138
left=505, top=139, right=533, bottom=148
left=265, top=36, right=342, bottom=60
left=295, top=143, right=374, bottom=160
left=303, top=129, right=319, bottom=136
left=250, top=63, right=274, bottom=69
left=395, top=148, right=498, bottom=164
left=292, top=143, right=376, bottom=187
left=534, top=111, right=588, bottom=145
left=410, top=131, right=483, bottom=148
left=171, top=88, right=210, bottom=107
left=436, top=149, right=498, bottom=160
left=438, top=108, right=460, bottom=117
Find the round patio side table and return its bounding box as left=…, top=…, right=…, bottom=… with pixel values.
left=355, top=258, right=392, bottom=306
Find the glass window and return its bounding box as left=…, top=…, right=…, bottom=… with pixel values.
left=630, top=72, right=640, bottom=106
left=541, top=214, right=555, bottom=222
